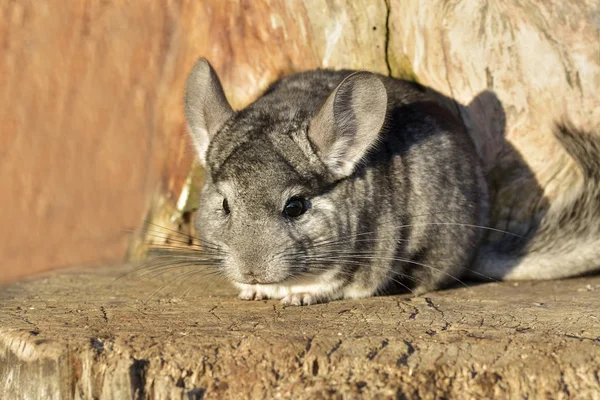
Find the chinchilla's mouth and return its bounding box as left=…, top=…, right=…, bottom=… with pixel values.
left=235, top=271, right=319, bottom=286
left=235, top=279, right=279, bottom=285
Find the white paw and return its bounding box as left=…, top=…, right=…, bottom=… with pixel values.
left=238, top=287, right=268, bottom=301
left=281, top=293, right=317, bottom=306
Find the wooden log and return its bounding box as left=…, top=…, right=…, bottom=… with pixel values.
left=1, top=265, right=599, bottom=398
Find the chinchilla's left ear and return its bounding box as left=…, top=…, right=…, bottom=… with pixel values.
left=184, top=58, right=234, bottom=166
left=308, top=72, right=387, bottom=179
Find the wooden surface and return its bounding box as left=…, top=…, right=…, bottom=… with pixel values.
left=1, top=265, right=599, bottom=399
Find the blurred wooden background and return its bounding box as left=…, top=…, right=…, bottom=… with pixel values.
left=1, top=1, right=598, bottom=283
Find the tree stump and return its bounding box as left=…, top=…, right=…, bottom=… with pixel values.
left=1, top=266, right=599, bottom=398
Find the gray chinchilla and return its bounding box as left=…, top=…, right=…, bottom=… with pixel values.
left=183, top=58, right=600, bottom=306
left=183, top=58, right=487, bottom=305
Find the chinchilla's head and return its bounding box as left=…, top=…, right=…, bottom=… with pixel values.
left=184, top=58, right=387, bottom=286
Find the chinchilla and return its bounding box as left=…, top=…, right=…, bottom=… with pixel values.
left=182, top=58, right=600, bottom=306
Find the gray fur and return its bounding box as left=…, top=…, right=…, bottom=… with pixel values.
left=184, top=58, right=599, bottom=305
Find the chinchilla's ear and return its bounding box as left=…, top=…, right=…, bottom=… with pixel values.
left=184, top=58, right=234, bottom=165
left=308, top=72, right=387, bottom=179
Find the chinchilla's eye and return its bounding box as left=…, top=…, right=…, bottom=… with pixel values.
left=222, top=198, right=230, bottom=215
left=283, top=197, right=307, bottom=218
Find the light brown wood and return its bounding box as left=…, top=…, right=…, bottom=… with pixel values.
left=1, top=265, right=599, bottom=399
left=0, top=2, right=201, bottom=282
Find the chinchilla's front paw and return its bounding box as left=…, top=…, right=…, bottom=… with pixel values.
left=236, top=282, right=342, bottom=305
left=280, top=292, right=318, bottom=306
left=237, top=285, right=268, bottom=301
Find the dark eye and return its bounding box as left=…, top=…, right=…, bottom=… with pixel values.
left=283, top=197, right=307, bottom=218
left=222, top=198, right=230, bottom=215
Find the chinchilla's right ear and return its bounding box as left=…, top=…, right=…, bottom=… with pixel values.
left=184, top=58, right=234, bottom=165
left=308, top=72, right=387, bottom=179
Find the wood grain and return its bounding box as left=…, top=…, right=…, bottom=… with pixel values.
left=1, top=265, right=599, bottom=398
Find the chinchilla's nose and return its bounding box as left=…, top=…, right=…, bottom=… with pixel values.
left=232, top=250, right=267, bottom=283
left=230, top=223, right=278, bottom=283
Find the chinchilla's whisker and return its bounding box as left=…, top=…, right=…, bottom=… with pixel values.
left=112, top=251, right=224, bottom=285
left=310, top=220, right=521, bottom=250
left=288, top=249, right=405, bottom=262
left=147, top=245, right=224, bottom=256
left=140, top=260, right=219, bottom=276
left=143, top=221, right=197, bottom=239
left=174, top=269, right=225, bottom=285
left=145, top=265, right=221, bottom=280
left=389, top=270, right=420, bottom=283
left=179, top=270, right=227, bottom=299
left=145, top=252, right=224, bottom=262
left=297, top=260, right=417, bottom=281
left=292, top=258, right=420, bottom=282
left=146, top=234, right=222, bottom=253
left=141, top=229, right=196, bottom=244
left=310, top=232, right=410, bottom=249
left=142, top=231, right=217, bottom=250
left=144, top=267, right=227, bottom=302
left=142, top=224, right=213, bottom=248
left=142, top=221, right=223, bottom=250
left=125, top=227, right=207, bottom=249
left=295, top=248, right=405, bottom=258
left=293, top=247, right=498, bottom=283
left=385, top=276, right=416, bottom=295
left=289, top=263, right=420, bottom=293
left=319, top=253, right=497, bottom=282
left=146, top=250, right=221, bottom=260
left=181, top=286, right=195, bottom=300
left=146, top=249, right=224, bottom=261
left=147, top=249, right=224, bottom=260
left=110, top=260, right=197, bottom=284
left=140, top=259, right=222, bottom=271
left=143, top=269, right=216, bottom=304
left=400, top=222, right=522, bottom=237
left=288, top=237, right=410, bottom=254
left=296, top=254, right=467, bottom=287
left=142, top=263, right=222, bottom=278
left=461, top=266, right=499, bottom=282
left=145, top=255, right=223, bottom=265
left=309, top=210, right=468, bottom=248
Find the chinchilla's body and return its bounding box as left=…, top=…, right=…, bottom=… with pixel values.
left=183, top=58, right=600, bottom=306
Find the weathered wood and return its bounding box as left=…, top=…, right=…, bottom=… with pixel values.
left=1, top=265, right=599, bottom=399
left=0, top=1, right=201, bottom=282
